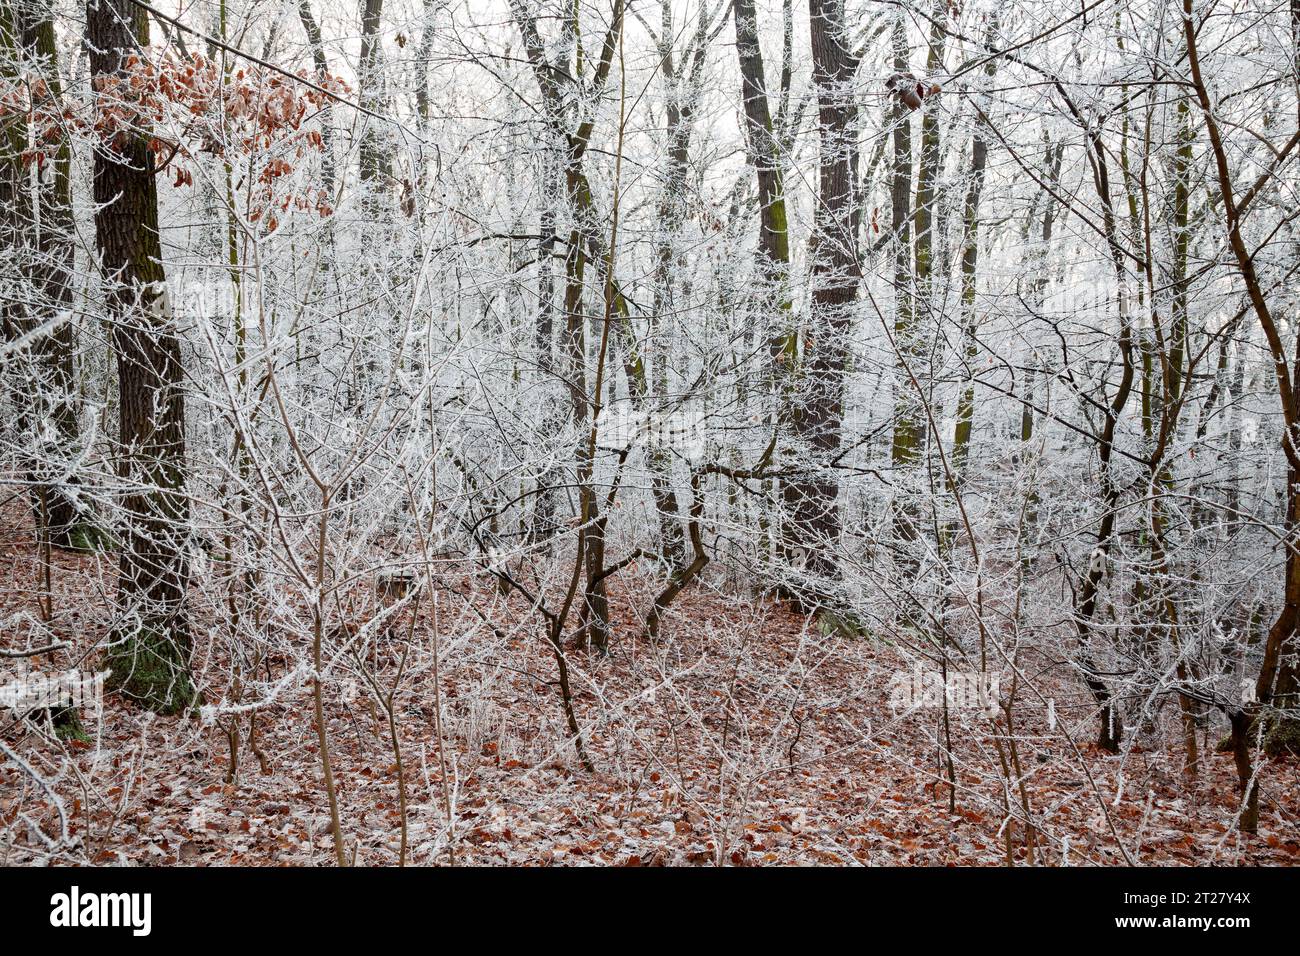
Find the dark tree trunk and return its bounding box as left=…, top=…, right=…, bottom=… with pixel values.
left=734, top=0, right=802, bottom=594
left=529, top=142, right=563, bottom=545
left=0, top=1, right=99, bottom=551
left=87, top=0, right=193, bottom=713
left=357, top=0, right=391, bottom=195
left=888, top=15, right=918, bottom=549
left=732, top=0, right=791, bottom=316
left=297, top=0, right=335, bottom=225
left=784, top=0, right=858, bottom=588
left=912, top=3, right=946, bottom=299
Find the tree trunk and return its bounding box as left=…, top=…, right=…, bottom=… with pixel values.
left=785, top=0, right=858, bottom=587
left=733, top=0, right=797, bottom=578
left=912, top=2, right=945, bottom=303
left=0, top=1, right=99, bottom=551
left=948, top=136, right=985, bottom=481
left=297, top=0, right=335, bottom=227
left=88, top=0, right=193, bottom=713
left=888, top=14, right=918, bottom=547
left=357, top=0, right=390, bottom=196
left=949, top=19, right=998, bottom=487
left=733, top=0, right=792, bottom=334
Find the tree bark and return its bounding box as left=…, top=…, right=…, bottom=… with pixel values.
left=784, top=0, right=858, bottom=587
left=0, top=1, right=99, bottom=551
left=88, top=0, right=193, bottom=713
left=949, top=86, right=991, bottom=482
left=888, top=14, right=918, bottom=547
left=733, top=0, right=792, bottom=337
left=357, top=0, right=390, bottom=194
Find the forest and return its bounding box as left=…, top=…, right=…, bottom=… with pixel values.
left=1, top=0, right=1299, bottom=867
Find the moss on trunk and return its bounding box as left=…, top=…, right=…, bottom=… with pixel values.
left=52, top=706, right=90, bottom=742
left=104, top=628, right=195, bottom=715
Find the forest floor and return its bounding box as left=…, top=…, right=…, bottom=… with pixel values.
left=2, top=520, right=1299, bottom=866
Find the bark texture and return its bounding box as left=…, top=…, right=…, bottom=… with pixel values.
left=88, top=0, right=193, bottom=713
